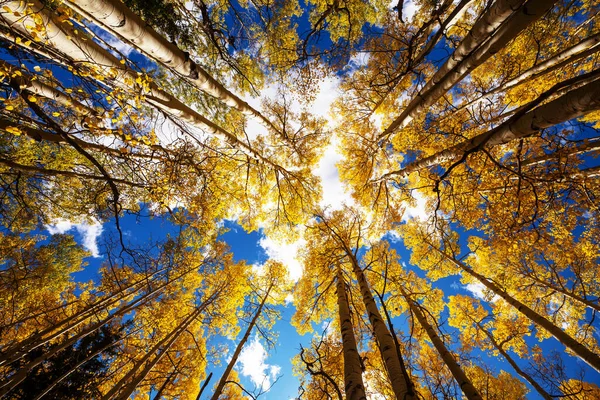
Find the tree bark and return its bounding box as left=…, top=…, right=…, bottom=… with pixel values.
left=458, top=32, right=600, bottom=113
left=473, top=320, right=553, bottom=400
left=377, top=74, right=600, bottom=181
left=348, top=254, right=415, bottom=399
left=429, top=243, right=600, bottom=373
left=65, top=0, right=285, bottom=142
left=379, top=0, right=556, bottom=139
left=400, top=288, right=482, bottom=400
left=210, top=283, right=273, bottom=400
left=336, top=269, right=367, bottom=400
left=0, top=0, right=271, bottom=164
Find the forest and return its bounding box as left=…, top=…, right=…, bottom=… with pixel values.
left=0, top=0, right=599, bottom=398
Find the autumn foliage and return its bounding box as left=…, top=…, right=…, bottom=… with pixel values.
left=0, top=0, right=599, bottom=398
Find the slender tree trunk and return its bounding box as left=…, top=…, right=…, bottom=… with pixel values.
left=473, top=320, right=553, bottom=400
left=0, top=60, right=96, bottom=114
left=370, top=0, right=473, bottom=116
left=210, top=284, right=273, bottom=400
left=348, top=254, right=415, bottom=399
left=65, top=0, right=285, bottom=142
left=152, top=359, right=183, bottom=400
left=458, top=32, right=600, bottom=113
left=379, top=0, right=556, bottom=138
left=0, top=264, right=171, bottom=367
left=107, top=304, right=207, bottom=400
left=0, top=0, right=273, bottom=164
left=377, top=73, right=600, bottom=181
left=400, top=288, right=482, bottom=400
left=430, top=243, right=600, bottom=373
left=32, top=334, right=126, bottom=400
left=0, top=285, right=161, bottom=397
left=336, top=269, right=367, bottom=400
left=196, top=372, right=213, bottom=400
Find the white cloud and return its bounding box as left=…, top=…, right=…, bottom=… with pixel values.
left=259, top=235, right=306, bottom=281
left=90, top=25, right=135, bottom=58
left=46, top=218, right=103, bottom=257
left=401, top=190, right=430, bottom=221
left=314, top=136, right=354, bottom=210
left=389, top=0, right=419, bottom=22
left=237, top=336, right=281, bottom=390
left=465, top=282, right=500, bottom=302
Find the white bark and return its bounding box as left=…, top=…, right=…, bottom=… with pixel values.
left=379, top=0, right=557, bottom=139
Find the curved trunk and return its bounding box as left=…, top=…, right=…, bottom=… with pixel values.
left=380, top=0, right=556, bottom=138
left=401, top=288, right=482, bottom=400
left=377, top=73, right=600, bottom=181
left=336, top=269, right=367, bottom=400
left=349, top=255, right=415, bottom=399
left=430, top=244, right=600, bottom=373
left=210, top=284, right=273, bottom=400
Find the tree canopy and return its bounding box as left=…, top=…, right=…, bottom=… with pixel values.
left=0, top=0, right=599, bottom=398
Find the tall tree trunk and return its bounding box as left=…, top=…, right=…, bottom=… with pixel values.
left=400, top=287, right=482, bottom=400
left=0, top=264, right=172, bottom=367
left=377, top=73, right=600, bottom=181
left=473, top=320, right=553, bottom=400
left=348, top=254, right=415, bottom=399
left=64, top=0, right=284, bottom=142
left=0, top=285, right=162, bottom=397
left=0, top=60, right=97, bottom=114
left=379, top=0, right=556, bottom=139
left=429, top=242, right=600, bottom=373
left=210, top=283, right=273, bottom=400
left=336, top=269, right=367, bottom=400
left=458, top=32, right=600, bottom=113
left=31, top=334, right=126, bottom=400
left=370, top=0, right=473, bottom=116
left=0, top=0, right=273, bottom=164
left=106, top=303, right=207, bottom=400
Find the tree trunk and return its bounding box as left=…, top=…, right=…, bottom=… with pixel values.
left=349, top=254, right=415, bottom=399
left=106, top=304, right=207, bottom=400
left=458, top=32, right=600, bottom=113
left=0, top=264, right=171, bottom=367
left=65, top=0, right=282, bottom=140
left=474, top=320, right=553, bottom=400
left=401, top=288, right=482, bottom=400
left=430, top=243, right=600, bottom=373
left=210, top=283, right=273, bottom=400
left=0, top=60, right=96, bottom=114
left=336, top=269, right=367, bottom=400
left=377, top=73, right=600, bottom=181
left=0, top=0, right=272, bottom=164
left=379, top=0, right=556, bottom=139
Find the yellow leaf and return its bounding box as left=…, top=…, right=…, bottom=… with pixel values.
left=33, top=66, right=41, bottom=72
left=27, top=95, right=37, bottom=102
left=52, top=112, right=60, bottom=117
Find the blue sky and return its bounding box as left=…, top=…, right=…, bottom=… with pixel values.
left=5, top=0, right=600, bottom=397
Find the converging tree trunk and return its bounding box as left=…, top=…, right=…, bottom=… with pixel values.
left=210, top=283, right=273, bottom=400
left=336, top=269, right=367, bottom=400
left=429, top=242, right=600, bottom=373
left=399, top=287, right=482, bottom=400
